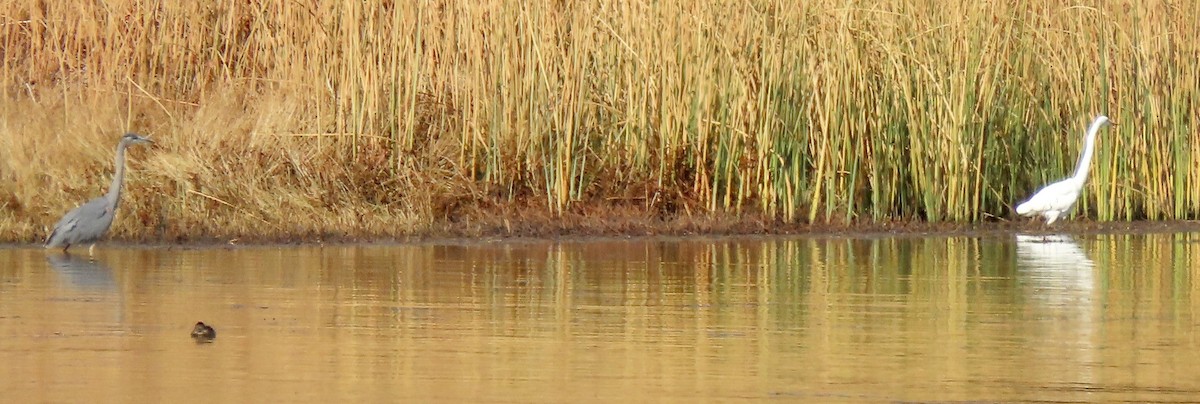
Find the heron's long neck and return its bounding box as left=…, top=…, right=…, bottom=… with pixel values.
left=105, top=142, right=128, bottom=208
left=1070, top=120, right=1104, bottom=183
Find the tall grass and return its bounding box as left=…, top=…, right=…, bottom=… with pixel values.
left=1, top=1, right=1198, bottom=241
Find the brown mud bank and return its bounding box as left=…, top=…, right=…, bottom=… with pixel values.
left=405, top=209, right=1200, bottom=242
left=32, top=210, right=1200, bottom=249
left=277, top=218, right=1200, bottom=245
left=11, top=191, right=1200, bottom=247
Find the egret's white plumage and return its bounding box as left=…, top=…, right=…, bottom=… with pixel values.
left=1015, top=115, right=1113, bottom=224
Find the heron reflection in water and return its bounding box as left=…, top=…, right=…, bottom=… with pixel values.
left=45, top=253, right=124, bottom=327
left=46, top=253, right=116, bottom=291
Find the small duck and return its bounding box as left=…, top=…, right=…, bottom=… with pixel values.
left=191, top=321, right=216, bottom=342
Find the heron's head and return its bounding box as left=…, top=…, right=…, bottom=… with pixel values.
left=121, top=132, right=154, bottom=146
left=1095, top=115, right=1114, bottom=127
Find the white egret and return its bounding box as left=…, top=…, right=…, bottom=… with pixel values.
left=1015, top=115, right=1113, bottom=224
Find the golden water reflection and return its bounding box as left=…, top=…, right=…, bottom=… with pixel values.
left=1, top=234, right=1199, bottom=402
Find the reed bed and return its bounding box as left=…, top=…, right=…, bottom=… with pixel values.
left=1, top=1, right=1198, bottom=242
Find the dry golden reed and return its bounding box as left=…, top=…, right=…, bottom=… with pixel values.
left=1, top=1, right=1198, bottom=242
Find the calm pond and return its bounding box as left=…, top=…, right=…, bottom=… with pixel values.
left=1, top=233, right=1199, bottom=402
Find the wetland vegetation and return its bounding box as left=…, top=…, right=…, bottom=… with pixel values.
left=1, top=1, right=1197, bottom=243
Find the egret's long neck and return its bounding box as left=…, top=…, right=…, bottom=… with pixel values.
left=1070, top=119, right=1105, bottom=183
left=105, top=142, right=128, bottom=208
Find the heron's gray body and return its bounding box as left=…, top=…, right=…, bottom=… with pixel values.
left=46, top=196, right=117, bottom=249
left=45, top=133, right=152, bottom=253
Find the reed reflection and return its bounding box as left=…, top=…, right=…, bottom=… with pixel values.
left=2, top=236, right=1197, bottom=402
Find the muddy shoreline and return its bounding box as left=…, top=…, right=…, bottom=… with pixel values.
left=8, top=217, right=1200, bottom=250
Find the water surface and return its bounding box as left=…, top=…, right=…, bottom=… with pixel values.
left=2, top=233, right=1199, bottom=402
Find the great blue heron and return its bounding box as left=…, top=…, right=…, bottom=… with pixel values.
left=1015, top=115, right=1113, bottom=224
left=45, top=132, right=153, bottom=254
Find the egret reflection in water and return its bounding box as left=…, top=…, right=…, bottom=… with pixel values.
left=1015, top=233, right=1096, bottom=304
left=1014, top=233, right=1098, bottom=386
left=46, top=253, right=116, bottom=291
left=1016, top=233, right=1094, bottom=279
